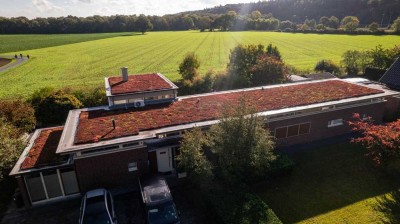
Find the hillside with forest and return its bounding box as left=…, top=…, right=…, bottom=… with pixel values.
left=0, top=0, right=400, bottom=34
left=187, top=0, right=400, bottom=26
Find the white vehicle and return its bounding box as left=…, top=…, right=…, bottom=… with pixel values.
left=79, top=189, right=117, bottom=224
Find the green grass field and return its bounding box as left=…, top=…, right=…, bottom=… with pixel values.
left=0, top=31, right=399, bottom=99
left=253, top=143, right=400, bottom=224
left=0, top=33, right=133, bottom=54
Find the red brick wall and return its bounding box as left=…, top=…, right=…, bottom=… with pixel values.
left=384, top=96, right=400, bottom=121
left=74, top=148, right=148, bottom=192
left=267, top=102, right=386, bottom=147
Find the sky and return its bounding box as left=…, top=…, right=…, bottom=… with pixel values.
left=0, top=0, right=257, bottom=19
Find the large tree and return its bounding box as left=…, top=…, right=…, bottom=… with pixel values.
left=136, top=14, right=153, bottom=34
left=250, top=55, right=288, bottom=85
left=177, top=128, right=213, bottom=182
left=208, top=97, right=276, bottom=183
left=178, top=52, right=200, bottom=81
left=227, top=43, right=285, bottom=88
left=349, top=113, right=400, bottom=168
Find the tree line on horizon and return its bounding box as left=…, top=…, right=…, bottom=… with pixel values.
left=1, top=0, right=400, bottom=34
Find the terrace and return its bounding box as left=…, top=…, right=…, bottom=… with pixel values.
left=74, top=80, right=383, bottom=145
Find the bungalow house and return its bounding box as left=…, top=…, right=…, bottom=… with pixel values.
left=10, top=68, right=400, bottom=207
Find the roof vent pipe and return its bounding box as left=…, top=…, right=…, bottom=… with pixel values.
left=112, top=119, right=116, bottom=129
left=121, top=67, right=128, bottom=82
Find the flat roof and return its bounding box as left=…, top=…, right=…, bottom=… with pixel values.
left=72, top=79, right=385, bottom=144
left=10, top=127, right=69, bottom=176
left=106, top=73, right=178, bottom=96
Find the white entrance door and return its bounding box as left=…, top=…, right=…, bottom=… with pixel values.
left=157, top=148, right=172, bottom=172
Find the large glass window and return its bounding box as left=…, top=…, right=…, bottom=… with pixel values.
left=25, top=173, right=46, bottom=202
left=25, top=168, right=79, bottom=203
left=42, top=170, right=63, bottom=198
left=60, top=169, right=79, bottom=195
left=299, top=123, right=311, bottom=135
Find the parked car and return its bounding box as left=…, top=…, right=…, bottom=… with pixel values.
left=79, top=188, right=117, bottom=224
left=139, top=177, right=180, bottom=224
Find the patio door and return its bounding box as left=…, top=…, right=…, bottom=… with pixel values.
left=157, top=148, right=172, bottom=173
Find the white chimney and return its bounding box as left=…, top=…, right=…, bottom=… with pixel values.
left=121, top=67, right=128, bottom=82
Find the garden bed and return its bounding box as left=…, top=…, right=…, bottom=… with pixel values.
left=0, top=58, right=12, bottom=68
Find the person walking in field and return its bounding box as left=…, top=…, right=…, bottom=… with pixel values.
left=27, top=55, right=30, bottom=59
left=19, top=53, right=22, bottom=58
left=14, top=54, right=17, bottom=59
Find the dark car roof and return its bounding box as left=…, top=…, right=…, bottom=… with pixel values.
left=141, top=177, right=173, bottom=206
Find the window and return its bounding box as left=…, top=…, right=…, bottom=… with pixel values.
left=123, top=141, right=143, bottom=148
left=81, top=145, right=120, bottom=155
left=128, top=162, right=138, bottom=172
left=328, top=119, right=343, bottom=127
left=114, top=99, right=127, bottom=105
left=287, top=125, right=299, bottom=137
left=299, top=123, right=311, bottom=135
left=158, top=132, right=181, bottom=138
left=60, top=168, right=79, bottom=195
left=275, top=127, right=287, bottom=139
left=25, top=169, right=79, bottom=203
left=361, top=114, right=368, bottom=120
left=275, top=123, right=311, bottom=139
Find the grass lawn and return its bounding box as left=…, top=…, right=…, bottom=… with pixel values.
left=0, top=31, right=399, bottom=99
left=0, top=33, right=133, bottom=54
left=253, top=143, right=400, bottom=224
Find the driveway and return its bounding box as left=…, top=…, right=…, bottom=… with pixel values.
left=1, top=186, right=214, bottom=224
left=0, top=56, right=28, bottom=73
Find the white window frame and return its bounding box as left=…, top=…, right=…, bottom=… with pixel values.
left=114, top=99, right=127, bottom=105
left=328, top=118, right=344, bottom=127
left=128, top=162, right=138, bottom=172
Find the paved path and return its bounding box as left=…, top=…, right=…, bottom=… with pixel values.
left=0, top=56, right=29, bottom=73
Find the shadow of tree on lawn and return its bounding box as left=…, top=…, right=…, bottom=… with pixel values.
left=375, top=189, right=400, bottom=224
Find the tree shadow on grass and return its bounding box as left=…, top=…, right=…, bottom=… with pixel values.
left=252, top=143, right=400, bottom=223
left=375, top=189, right=400, bottom=224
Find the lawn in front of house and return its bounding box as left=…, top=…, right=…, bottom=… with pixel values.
left=253, top=143, right=400, bottom=224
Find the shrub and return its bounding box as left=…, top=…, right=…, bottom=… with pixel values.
left=204, top=186, right=283, bottom=224
left=0, top=99, right=36, bottom=133
left=73, top=86, right=108, bottom=107
left=268, top=153, right=295, bottom=176
left=36, top=90, right=83, bottom=125
left=314, top=59, right=341, bottom=74
left=29, top=87, right=55, bottom=108
left=0, top=118, right=25, bottom=180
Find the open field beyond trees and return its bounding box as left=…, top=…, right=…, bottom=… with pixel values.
left=0, top=33, right=132, bottom=54
left=0, top=31, right=399, bottom=98
left=253, top=143, right=400, bottom=224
